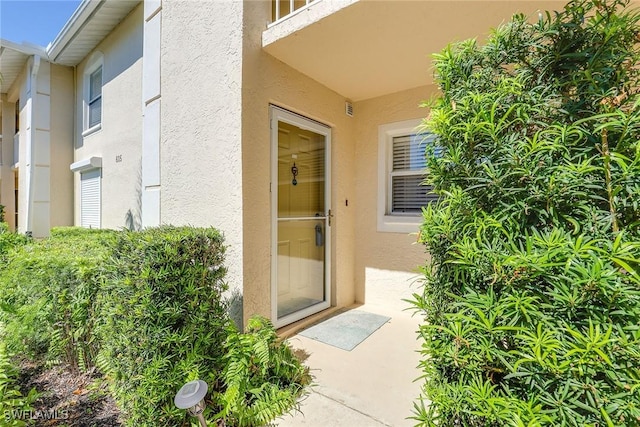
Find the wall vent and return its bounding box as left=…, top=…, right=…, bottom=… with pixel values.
left=345, top=101, right=354, bottom=117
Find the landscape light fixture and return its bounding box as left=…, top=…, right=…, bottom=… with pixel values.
left=174, top=379, right=209, bottom=427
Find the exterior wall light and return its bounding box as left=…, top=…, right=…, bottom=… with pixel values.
left=174, top=379, right=209, bottom=427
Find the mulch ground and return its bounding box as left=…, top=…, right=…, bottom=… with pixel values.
left=17, top=360, right=122, bottom=427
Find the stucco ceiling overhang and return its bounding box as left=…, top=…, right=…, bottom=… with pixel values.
left=262, top=0, right=574, bottom=102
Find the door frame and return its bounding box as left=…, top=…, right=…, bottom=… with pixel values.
left=270, top=105, right=332, bottom=328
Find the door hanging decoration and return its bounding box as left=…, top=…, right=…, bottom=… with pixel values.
left=291, top=162, right=298, bottom=186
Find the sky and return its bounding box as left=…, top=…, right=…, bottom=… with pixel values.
left=0, top=0, right=81, bottom=47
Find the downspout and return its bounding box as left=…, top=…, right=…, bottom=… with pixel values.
left=25, top=55, right=41, bottom=236
left=72, top=64, right=77, bottom=225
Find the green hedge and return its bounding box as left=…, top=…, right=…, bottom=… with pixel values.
left=0, top=225, right=310, bottom=426
left=96, top=226, right=230, bottom=426
left=0, top=223, right=29, bottom=264
left=0, top=227, right=116, bottom=370
left=413, top=1, right=640, bottom=426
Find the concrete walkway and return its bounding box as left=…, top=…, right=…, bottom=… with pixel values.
left=277, top=270, right=424, bottom=427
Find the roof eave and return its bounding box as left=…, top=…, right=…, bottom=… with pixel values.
left=0, top=39, right=48, bottom=94
left=46, top=0, right=104, bottom=65
left=0, top=38, right=47, bottom=57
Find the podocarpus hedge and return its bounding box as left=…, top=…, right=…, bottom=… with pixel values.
left=0, top=222, right=29, bottom=263
left=0, top=227, right=116, bottom=371
left=413, top=1, right=640, bottom=426
left=96, top=226, right=231, bottom=426
left=0, top=225, right=310, bottom=426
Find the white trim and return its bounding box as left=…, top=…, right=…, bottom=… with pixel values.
left=269, top=0, right=314, bottom=27
left=25, top=56, right=41, bottom=236
left=46, top=0, right=103, bottom=61
left=377, top=118, right=423, bottom=233
left=81, top=124, right=102, bottom=138
left=70, top=156, right=102, bottom=172
left=0, top=38, right=47, bottom=57
left=141, top=2, right=162, bottom=228
left=270, top=105, right=332, bottom=328
left=83, top=52, right=103, bottom=134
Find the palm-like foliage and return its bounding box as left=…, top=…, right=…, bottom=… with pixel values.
left=213, top=316, right=311, bottom=427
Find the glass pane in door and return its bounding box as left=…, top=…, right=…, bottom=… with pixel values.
left=277, top=120, right=326, bottom=319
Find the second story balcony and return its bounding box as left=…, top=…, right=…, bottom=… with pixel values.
left=263, top=0, right=567, bottom=102
left=271, top=0, right=321, bottom=25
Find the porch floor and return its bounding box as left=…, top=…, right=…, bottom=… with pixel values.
left=276, top=269, right=424, bottom=426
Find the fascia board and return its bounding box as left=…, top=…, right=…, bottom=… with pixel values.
left=46, top=0, right=104, bottom=63
left=0, top=39, right=47, bottom=57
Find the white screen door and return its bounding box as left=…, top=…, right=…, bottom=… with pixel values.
left=271, top=106, right=331, bottom=327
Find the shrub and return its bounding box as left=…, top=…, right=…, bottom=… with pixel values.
left=413, top=1, right=640, bottom=426
left=213, top=316, right=311, bottom=427
left=96, top=226, right=230, bottom=427
left=0, top=223, right=29, bottom=264
left=0, top=227, right=116, bottom=371
left=0, top=341, right=38, bottom=427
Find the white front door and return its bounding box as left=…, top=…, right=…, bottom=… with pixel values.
left=271, top=106, right=331, bottom=328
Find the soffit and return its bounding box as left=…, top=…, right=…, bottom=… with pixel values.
left=0, top=40, right=46, bottom=94
left=47, top=0, right=140, bottom=66
left=263, top=0, right=574, bottom=101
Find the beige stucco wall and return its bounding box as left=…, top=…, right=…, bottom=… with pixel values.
left=242, top=1, right=357, bottom=323
left=353, top=85, right=437, bottom=303
left=2, top=57, right=73, bottom=236
left=73, top=4, right=143, bottom=230
left=160, top=1, right=245, bottom=290
left=49, top=64, right=74, bottom=228
left=0, top=96, right=17, bottom=231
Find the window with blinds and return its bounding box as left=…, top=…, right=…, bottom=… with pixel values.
left=88, top=67, right=102, bottom=128
left=389, top=133, right=439, bottom=214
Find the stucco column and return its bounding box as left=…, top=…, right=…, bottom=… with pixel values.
left=160, top=1, right=244, bottom=293
left=24, top=56, right=52, bottom=238
left=141, top=0, right=162, bottom=228
left=0, top=95, right=17, bottom=230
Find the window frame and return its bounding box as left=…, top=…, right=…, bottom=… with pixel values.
left=378, top=119, right=435, bottom=233
left=82, top=53, right=103, bottom=137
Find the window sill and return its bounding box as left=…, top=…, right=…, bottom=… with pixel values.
left=82, top=124, right=102, bottom=138
left=377, top=214, right=422, bottom=234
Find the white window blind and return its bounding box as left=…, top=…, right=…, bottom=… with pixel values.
left=88, top=67, right=102, bottom=128
left=389, top=133, right=439, bottom=214
left=80, top=169, right=101, bottom=228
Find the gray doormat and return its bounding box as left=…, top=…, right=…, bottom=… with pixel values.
left=299, top=310, right=391, bottom=351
